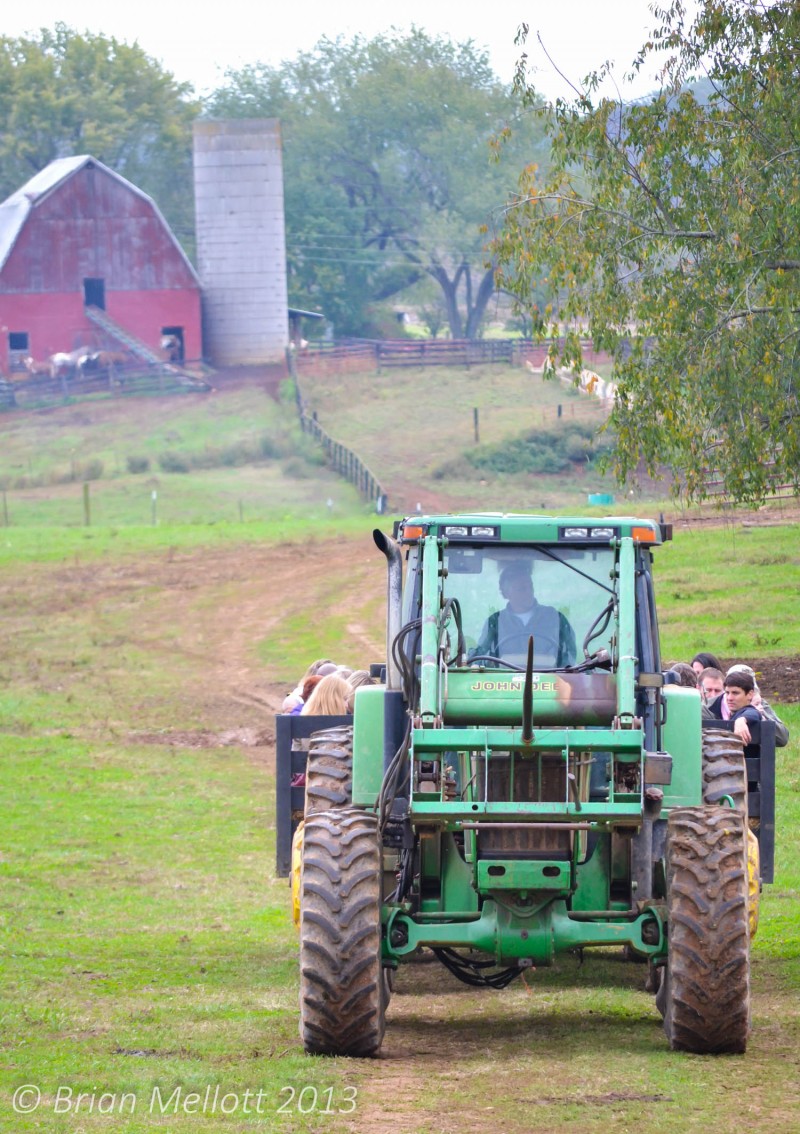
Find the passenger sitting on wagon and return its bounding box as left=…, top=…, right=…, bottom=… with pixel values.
left=690, top=651, right=723, bottom=677
left=664, top=662, right=698, bottom=687
left=708, top=663, right=790, bottom=747
left=697, top=666, right=724, bottom=705
left=301, top=673, right=351, bottom=716
left=286, top=675, right=323, bottom=716
left=707, top=671, right=762, bottom=747
left=281, top=659, right=338, bottom=712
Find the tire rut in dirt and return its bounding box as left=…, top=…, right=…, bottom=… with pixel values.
left=702, top=728, right=747, bottom=813
left=664, top=805, right=750, bottom=1054
left=305, top=726, right=353, bottom=814
left=299, top=808, right=385, bottom=1057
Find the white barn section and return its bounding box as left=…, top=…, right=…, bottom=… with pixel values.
left=193, top=119, right=289, bottom=365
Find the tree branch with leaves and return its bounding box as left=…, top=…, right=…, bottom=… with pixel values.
left=495, top=0, right=800, bottom=503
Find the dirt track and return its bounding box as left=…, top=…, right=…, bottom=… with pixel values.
left=86, top=538, right=797, bottom=739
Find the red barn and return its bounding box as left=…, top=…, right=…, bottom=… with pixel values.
left=0, top=155, right=202, bottom=374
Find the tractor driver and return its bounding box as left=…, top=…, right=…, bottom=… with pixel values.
left=472, top=560, right=576, bottom=668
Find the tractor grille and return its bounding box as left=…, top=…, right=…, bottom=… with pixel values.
left=474, top=751, right=587, bottom=858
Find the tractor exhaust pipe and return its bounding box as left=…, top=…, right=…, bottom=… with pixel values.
left=373, top=528, right=403, bottom=692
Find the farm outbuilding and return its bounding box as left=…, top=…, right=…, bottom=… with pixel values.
left=0, top=155, right=202, bottom=375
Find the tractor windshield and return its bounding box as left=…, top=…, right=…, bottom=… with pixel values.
left=443, top=545, right=616, bottom=670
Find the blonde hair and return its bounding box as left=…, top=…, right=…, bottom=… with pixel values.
left=348, top=670, right=374, bottom=690
left=301, top=673, right=351, bottom=716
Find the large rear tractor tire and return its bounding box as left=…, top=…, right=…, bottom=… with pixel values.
left=702, top=728, right=747, bottom=813
left=703, top=727, right=761, bottom=938
left=663, top=806, right=750, bottom=1054
left=305, top=725, right=353, bottom=814
left=299, top=808, right=386, bottom=1057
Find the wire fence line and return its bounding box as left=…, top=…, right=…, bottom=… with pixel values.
left=286, top=348, right=388, bottom=511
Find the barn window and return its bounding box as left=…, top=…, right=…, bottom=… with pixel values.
left=8, top=332, right=29, bottom=373
left=84, top=278, right=106, bottom=309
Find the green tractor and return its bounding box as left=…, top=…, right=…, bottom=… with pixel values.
left=292, top=514, right=773, bottom=1057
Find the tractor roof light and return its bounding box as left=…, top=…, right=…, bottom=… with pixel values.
left=558, top=525, right=620, bottom=541
left=442, top=524, right=499, bottom=540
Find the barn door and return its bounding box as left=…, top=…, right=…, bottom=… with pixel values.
left=161, top=326, right=184, bottom=362
left=84, top=278, right=106, bottom=310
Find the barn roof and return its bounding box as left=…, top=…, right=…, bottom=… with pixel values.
left=0, top=155, right=199, bottom=282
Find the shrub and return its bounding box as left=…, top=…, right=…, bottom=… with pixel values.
left=158, top=451, right=191, bottom=473
left=462, top=423, right=604, bottom=477
left=258, top=434, right=281, bottom=459
left=127, top=455, right=150, bottom=474
left=81, top=458, right=104, bottom=481
left=295, top=435, right=326, bottom=467
left=431, top=457, right=473, bottom=481
left=278, top=377, right=298, bottom=405
left=218, top=441, right=256, bottom=466
left=282, top=456, right=312, bottom=479
left=259, top=431, right=294, bottom=460
left=564, top=432, right=592, bottom=461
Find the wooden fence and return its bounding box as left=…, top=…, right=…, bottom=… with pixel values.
left=0, top=362, right=210, bottom=411
left=286, top=349, right=388, bottom=509
left=293, top=337, right=612, bottom=379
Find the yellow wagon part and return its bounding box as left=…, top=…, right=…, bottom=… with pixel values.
left=747, top=826, right=761, bottom=939
left=291, top=820, right=304, bottom=929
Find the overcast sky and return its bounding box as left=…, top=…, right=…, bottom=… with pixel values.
left=3, top=1, right=679, bottom=102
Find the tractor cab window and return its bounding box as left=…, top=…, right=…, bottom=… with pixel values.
left=443, top=545, right=617, bottom=670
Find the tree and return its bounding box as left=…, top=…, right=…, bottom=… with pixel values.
left=207, top=31, right=548, bottom=338
left=495, top=0, right=800, bottom=503
left=0, top=24, right=199, bottom=252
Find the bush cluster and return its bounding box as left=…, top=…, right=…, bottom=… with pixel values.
left=126, top=455, right=151, bottom=474
left=433, top=423, right=611, bottom=480
left=1, top=459, right=105, bottom=489
left=155, top=432, right=298, bottom=474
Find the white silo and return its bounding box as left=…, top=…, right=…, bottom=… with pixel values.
left=193, top=119, right=289, bottom=365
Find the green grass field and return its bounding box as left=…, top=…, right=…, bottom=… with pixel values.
left=656, top=523, right=800, bottom=660
left=2, top=369, right=799, bottom=1132
left=1, top=515, right=798, bottom=1133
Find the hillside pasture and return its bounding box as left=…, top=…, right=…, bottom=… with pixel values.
left=295, top=361, right=624, bottom=511
left=0, top=383, right=367, bottom=527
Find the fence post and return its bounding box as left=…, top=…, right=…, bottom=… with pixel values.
left=473, top=407, right=480, bottom=444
